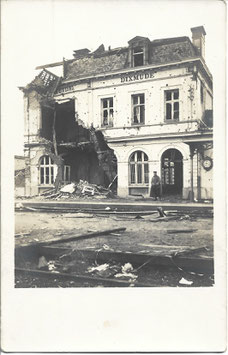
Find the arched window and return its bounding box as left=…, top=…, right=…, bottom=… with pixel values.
left=129, top=151, right=149, bottom=185
left=39, top=155, right=55, bottom=185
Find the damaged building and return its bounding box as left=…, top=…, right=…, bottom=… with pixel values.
left=20, top=26, right=213, bottom=200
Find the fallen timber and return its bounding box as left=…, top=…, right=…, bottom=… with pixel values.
left=15, top=267, right=149, bottom=287
left=15, top=245, right=214, bottom=275
left=15, top=205, right=213, bottom=219
left=15, top=227, right=126, bottom=249
left=20, top=206, right=158, bottom=216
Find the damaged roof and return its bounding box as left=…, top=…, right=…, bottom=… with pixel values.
left=64, top=36, right=198, bottom=81
left=20, top=69, right=60, bottom=96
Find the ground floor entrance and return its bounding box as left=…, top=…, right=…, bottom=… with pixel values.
left=161, top=148, right=183, bottom=196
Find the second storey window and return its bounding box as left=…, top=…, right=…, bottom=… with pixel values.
left=101, top=97, right=113, bottom=126
left=165, top=89, right=179, bottom=121
left=132, top=94, right=145, bottom=125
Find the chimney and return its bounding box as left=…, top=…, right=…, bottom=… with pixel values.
left=191, top=26, right=206, bottom=59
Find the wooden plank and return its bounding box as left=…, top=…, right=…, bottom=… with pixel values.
left=167, top=229, right=197, bottom=234
left=35, top=61, right=63, bottom=69
left=36, top=246, right=213, bottom=274
left=139, top=243, right=197, bottom=249
left=15, top=267, right=148, bottom=287
left=16, top=227, right=126, bottom=249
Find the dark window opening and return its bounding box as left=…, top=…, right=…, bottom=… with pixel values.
left=133, top=46, right=144, bottom=67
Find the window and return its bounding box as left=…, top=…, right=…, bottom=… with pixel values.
left=63, top=165, right=71, bottom=183
left=132, top=94, right=145, bottom=124
left=101, top=97, right=114, bottom=126
left=129, top=151, right=149, bottom=185
left=39, top=155, right=55, bottom=185
left=165, top=89, right=179, bottom=120
left=133, top=46, right=144, bottom=67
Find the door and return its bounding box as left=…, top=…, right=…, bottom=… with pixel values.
left=161, top=149, right=183, bottom=195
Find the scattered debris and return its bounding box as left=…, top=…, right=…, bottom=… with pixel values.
left=42, top=180, right=113, bottom=200
left=167, top=229, right=197, bottom=234
left=115, top=272, right=137, bottom=281
left=114, top=262, right=137, bottom=281
left=121, top=263, right=133, bottom=273
left=173, top=246, right=208, bottom=257
left=38, top=256, right=48, bottom=269
left=157, top=207, right=167, bottom=217
left=102, top=244, right=114, bottom=251
left=16, top=227, right=126, bottom=249
left=47, top=260, right=57, bottom=272
left=60, top=183, right=76, bottom=194
left=87, top=263, right=110, bottom=273
left=15, top=232, right=30, bottom=238
left=179, top=277, right=193, bottom=285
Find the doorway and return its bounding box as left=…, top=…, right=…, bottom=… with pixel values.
left=161, top=149, right=183, bottom=195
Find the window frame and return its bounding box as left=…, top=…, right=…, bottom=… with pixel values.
left=131, top=93, right=145, bottom=125
left=133, top=46, right=144, bottom=67
left=39, top=155, right=55, bottom=185
left=129, top=151, right=149, bottom=186
left=101, top=97, right=114, bottom=127
left=164, top=89, right=180, bottom=121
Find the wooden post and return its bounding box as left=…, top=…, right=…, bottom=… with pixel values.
left=52, top=105, right=58, bottom=156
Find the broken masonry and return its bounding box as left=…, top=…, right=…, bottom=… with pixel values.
left=20, top=70, right=117, bottom=193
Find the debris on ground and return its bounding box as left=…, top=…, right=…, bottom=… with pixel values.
left=157, top=207, right=167, bottom=217
left=167, top=229, right=197, bottom=234
left=121, top=263, right=133, bottom=273
left=41, top=180, right=114, bottom=200
left=102, top=244, right=114, bottom=251
left=114, top=262, right=138, bottom=282
left=179, top=277, right=193, bottom=285
left=38, top=256, right=48, bottom=269
left=60, top=183, right=76, bottom=194
left=87, top=263, right=110, bottom=273
left=115, top=272, right=138, bottom=281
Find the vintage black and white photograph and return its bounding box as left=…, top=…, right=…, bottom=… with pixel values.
left=1, top=0, right=226, bottom=352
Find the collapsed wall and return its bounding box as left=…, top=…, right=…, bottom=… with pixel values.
left=21, top=70, right=117, bottom=195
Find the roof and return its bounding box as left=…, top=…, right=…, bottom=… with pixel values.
left=63, top=36, right=198, bottom=81
left=20, top=69, right=60, bottom=96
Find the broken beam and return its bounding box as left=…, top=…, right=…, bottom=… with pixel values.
left=16, top=227, right=126, bottom=249
left=15, top=267, right=148, bottom=287
left=36, top=61, right=63, bottom=70
left=35, top=246, right=214, bottom=274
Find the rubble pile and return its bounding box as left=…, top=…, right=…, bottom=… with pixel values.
left=41, top=180, right=114, bottom=200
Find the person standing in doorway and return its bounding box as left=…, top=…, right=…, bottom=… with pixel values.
left=150, top=171, right=161, bottom=200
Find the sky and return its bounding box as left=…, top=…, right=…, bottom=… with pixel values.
left=1, top=0, right=226, bottom=155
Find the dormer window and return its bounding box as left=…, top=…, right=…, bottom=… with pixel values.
left=133, top=46, right=144, bottom=67
left=128, top=36, right=150, bottom=68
